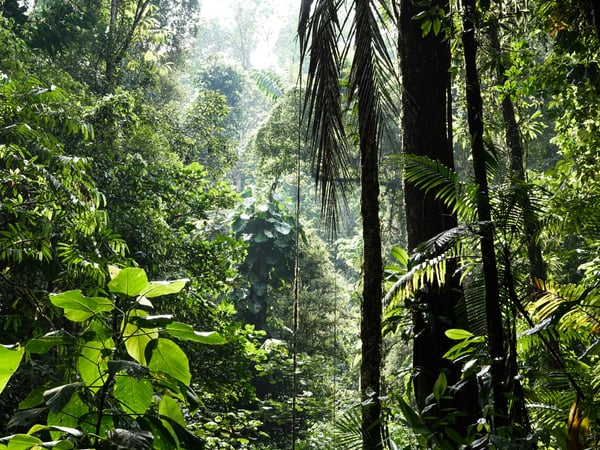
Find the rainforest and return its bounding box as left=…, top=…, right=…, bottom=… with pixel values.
left=1, top=1, right=600, bottom=449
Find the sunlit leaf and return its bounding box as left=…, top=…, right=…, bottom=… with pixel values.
left=0, top=434, right=42, bottom=449
left=77, top=339, right=113, bottom=391
left=50, top=290, right=114, bottom=322
left=164, top=322, right=227, bottom=344
left=445, top=329, right=474, bottom=340
left=141, top=279, right=189, bottom=298
left=114, top=375, right=153, bottom=416
left=159, top=396, right=185, bottom=426
left=123, top=310, right=159, bottom=365
left=108, top=267, right=148, bottom=296
left=147, top=339, right=191, bottom=385
left=0, top=344, right=24, bottom=394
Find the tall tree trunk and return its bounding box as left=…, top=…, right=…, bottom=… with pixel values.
left=106, top=0, right=119, bottom=91
left=355, top=1, right=384, bottom=447
left=398, top=0, right=480, bottom=435
left=460, top=0, right=508, bottom=427
left=489, top=18, right=543, bottom=434
left=489, top=21, right=546, bottom=283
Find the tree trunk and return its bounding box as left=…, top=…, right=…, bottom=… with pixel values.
left=355, top=1, right=384, bottom=447
left=398, top=0, right=480, bottom=435
left=106, top=0, right=119, bottom=91
left=489, top=21, right=546, bottom=283
left=460, top=0, right=508, bottom=427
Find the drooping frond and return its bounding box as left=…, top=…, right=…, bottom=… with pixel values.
left=298, top=0, right=398, bottom=232
left=298, top=0, right=352, bottom=231
left=529, top=279, right=600, bottom=333
left=350, top=0, right=399, bottom=133
left=252, top=69, right=285, bottom=101
left=334, top=404, right=362, bottom=449
left=383, top=225, right=479, bottom=326
left=404, top=154, right=479, bottom=222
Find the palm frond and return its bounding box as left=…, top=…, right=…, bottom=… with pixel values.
left=334, top=404, right=363, bottom=450
left=350, top=0, right=399, bottom=152
left=383, top=225, right=479, bottom=329
left=529, top=279, right=600, bottom=333
left=461, top=275, right=488, bottom=337
left=298, top=0, right=352, bottom=232
left=404, top=154, right=479, bottom=222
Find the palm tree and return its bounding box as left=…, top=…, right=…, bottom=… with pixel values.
left=299, top=0, right=395, bottom=448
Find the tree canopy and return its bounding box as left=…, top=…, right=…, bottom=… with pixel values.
left=2, top=1, right=600, bottom=449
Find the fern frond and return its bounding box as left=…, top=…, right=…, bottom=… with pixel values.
left=404, top=154, right=478, bottom=222
left=529, top=279, right=600, bottom=332
left=334, top=404, right=363, bottom=449
left=252, top=70, right=285, bottom=101
left=383, top=225, right=479, bottom=326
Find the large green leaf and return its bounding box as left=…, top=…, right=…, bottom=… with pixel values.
left=123, top=310, right=159, bottom=365
left=43, top=383, right=83, bottom=412
left=77, top=339, right=113, bottom=391
left=164, top=322, right=227, bottom=345
left=141, top=279, right=189, bottom=298
left=147, top=339, right=191, bottom=385
left=25, top=330, right=76, bottom=354
left=159, top=396, right=185, bottom=426
left=47, top=393, right=89, bottom=440
left=160, top=415, right=205, bottom=449
left=49, top=290, right=114, bottom=322
left=108, top=267, right=149, bottom=297
left=78, top=411, right=114, bottom=436
left=0, top=434, right=42, bottom=449
left=137, top=417, right=178, bottom=450
left=0, top=344, right=24, bottom=394
left=113, top=375, right=153, bottom=416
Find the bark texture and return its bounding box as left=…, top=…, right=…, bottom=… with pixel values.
left=398, top=0, right=479, bottom=434
left=461, top=0, right=508, bottom=427
left=356, top=1, right=384, bottom=447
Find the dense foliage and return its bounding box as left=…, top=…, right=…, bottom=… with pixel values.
left=2, top=0, right=600, bottom=449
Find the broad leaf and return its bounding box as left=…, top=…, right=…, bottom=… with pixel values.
left=77, top=339, right=113, bottom=391
left=159, top=396, right=185, bottom=426
left=26, top=330, right=76, bottom=354
left=147, top=338, right=191, bottom=385
left=108, top=267, right=148, bottom=297
left=445, top=328, right=474, bottom=340
left=160, top=415, right=205, bottom=449
left=0, top=434, right=42, bottom=449
left=164, top=322, right=227, bottom=344
left=141, top=279, right=189, bottom=298
left=78, top=411, right=114, bottom=436
left=137, top=417, right=178, bottom=450
left=113, top=375, right=153, bottom=416
left=123, top=310, right=159, bottom=365
left=47, top=393, right=89, bottom=440
left=44, top=383, right=83, bottom=412
left=50, top=290, right=114, bottom=322
left=0, top=344, right=24, bottom=394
